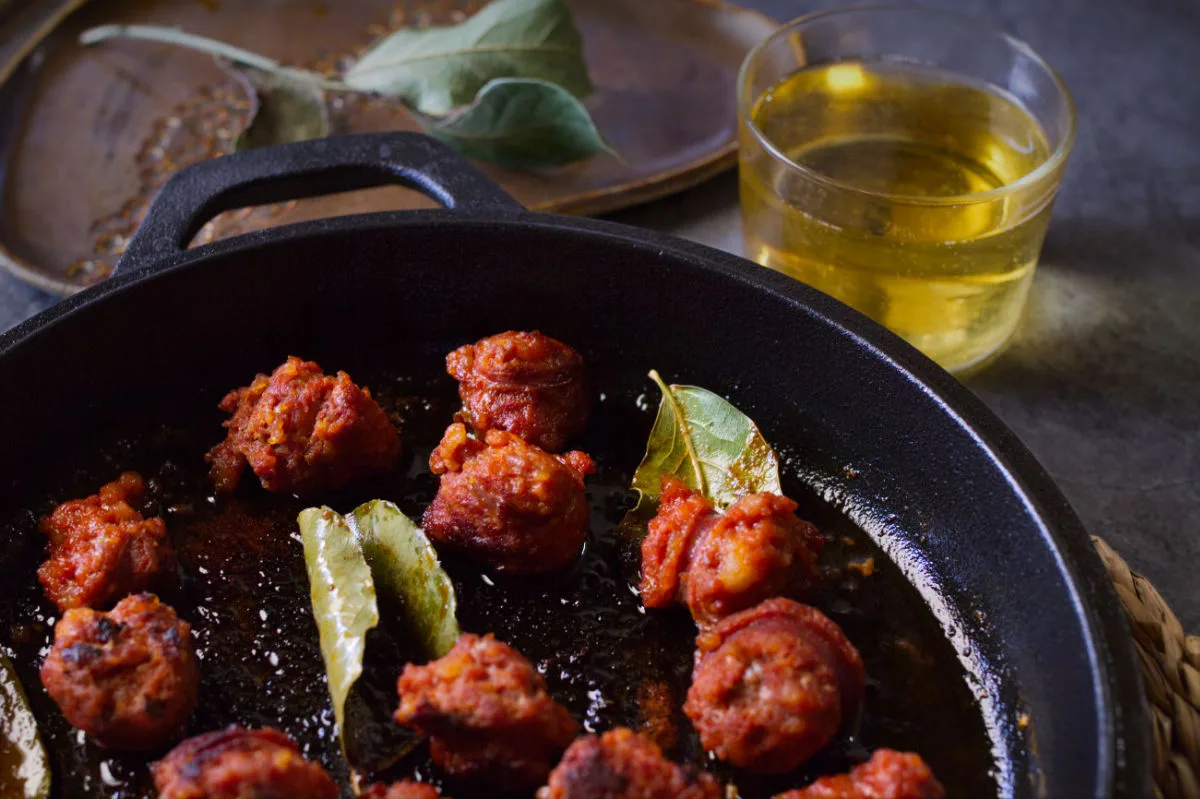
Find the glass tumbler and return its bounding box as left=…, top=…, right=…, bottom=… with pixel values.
left=737, top=6, right=1076, bottom=373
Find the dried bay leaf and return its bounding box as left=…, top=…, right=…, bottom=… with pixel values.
left=345, top=0, right=592, bottom=115
left=81, top=9, right=610, bottom=172
left=420, top=78, right=612, bottom=169
left=0, top=652, right=51, bottom=799
left=298, top=501, right=460, bottom=771
left=231, top=66, right=330, bottom=152
left=624, top=370, right=783, bottom=541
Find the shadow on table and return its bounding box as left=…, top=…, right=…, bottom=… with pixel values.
left=968, top=217, right=1200, bottom=424
left=967, top=217, right=1200, bottom=629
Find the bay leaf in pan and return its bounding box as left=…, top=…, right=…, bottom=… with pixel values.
left=624, top=370, right=783, bottom=541
left=349, top=500, right=461, bottom=660
left=298, top=500, right=459, bottom=772
left=0, top=651, right=51, bottom=799
left=344, top=0, right=592, bottom=115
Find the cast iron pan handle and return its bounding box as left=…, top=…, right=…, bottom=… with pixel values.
left=116, top=132, right=523, bottom=275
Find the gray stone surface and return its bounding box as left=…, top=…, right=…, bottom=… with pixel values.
left=2, top=0, right=1197, bottom=628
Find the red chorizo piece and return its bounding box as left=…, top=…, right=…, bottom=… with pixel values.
left=684, top=598, right=864, bottom=774
left=40, top=594, right=197, bottom=750
left=448, top=331, right=590, bottom=452
left=37, top=472, right=176, bottom=612
left=423, top=424, right=595, bottom=574
left=153, top=727, right=339, bottom=799
left=537, top=727, right=721, bottom=799
left=774, top=750, right=945, bottom=799
left=361, top=781, right=446, bottom=799
left=640, top=477, right=822, bottom=626
left=207, top=356, right=400, bottom=495
left=395, top=633, right=578, bottom=792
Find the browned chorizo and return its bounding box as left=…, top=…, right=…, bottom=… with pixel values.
left=40, top=593, right=197, bottom=750
left=361, top=781, right=446, bottom=799
left=684, top=598, right=863, bottom=773
left=37, top=472, right=176, bottom=612
left=207, top=356, right=400, bottom=495
left=537, top=727, right=721, bottom=799
left=423, top=424, right=595, bottom=574
left=640, top=476, right=822, bottom=625
left=772, top=749, right=945, bottom=798
left=447, top=331, right=590, bottom=452
left=153, top=726, right=339, bottom=799
left=395, top=633, right=578, bottom=792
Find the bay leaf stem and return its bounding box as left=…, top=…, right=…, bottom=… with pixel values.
left=81, top=24, right=280, bottom=70
left=79, top=25, right=352, bottom=93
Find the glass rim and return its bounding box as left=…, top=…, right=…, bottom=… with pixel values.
left=737, top=3, right=1078, bottom=207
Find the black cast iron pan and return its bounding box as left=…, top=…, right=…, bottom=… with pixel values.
left=0, top=133, right=1150, bottom=798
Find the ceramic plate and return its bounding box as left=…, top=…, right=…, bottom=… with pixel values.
left=0, top=0, right=775, bottom=294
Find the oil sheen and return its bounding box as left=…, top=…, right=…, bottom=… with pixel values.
left=741, top=61, right=1054, bottom=372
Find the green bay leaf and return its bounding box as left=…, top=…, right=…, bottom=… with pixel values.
left=419, top=77, right=611, bottom=169
left=344, top=0, right=592, bottom=115
left=346, top=500, right=460, bottom=659
left=0, top=652, right=51, bottom=799
left=626, top=370, right=782, bottom=538
left=298, top=502, right=459, bottom=770
left=298, top=507, right=378, bottom=741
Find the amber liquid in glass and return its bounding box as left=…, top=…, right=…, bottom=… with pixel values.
left=741, top=61, right=1053, bottom=371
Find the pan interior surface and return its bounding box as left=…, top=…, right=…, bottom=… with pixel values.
left=0, top=215, right=1123, bottom=798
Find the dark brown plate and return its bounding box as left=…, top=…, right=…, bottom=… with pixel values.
left=0, top=0, right=776, bottom=295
